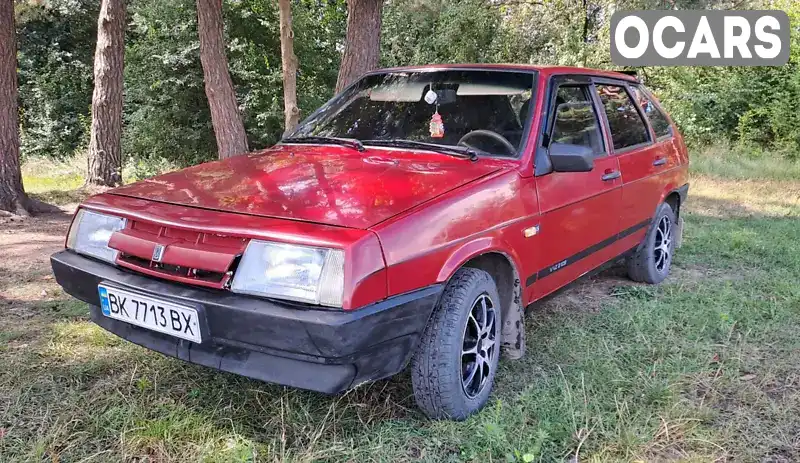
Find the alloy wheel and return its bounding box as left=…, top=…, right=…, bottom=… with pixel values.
left=461, top=294, right=497, bottom=398
left=654, top=215, right=672, bottom=273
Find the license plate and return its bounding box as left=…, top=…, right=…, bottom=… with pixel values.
left=98, top=285, right=202, bottom=343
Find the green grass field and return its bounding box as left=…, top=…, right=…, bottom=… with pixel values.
left=2, top=149, right=799, bottom=462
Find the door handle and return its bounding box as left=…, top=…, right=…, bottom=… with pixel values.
left=601, top=170, right=621, bottom=181
left=653, top=157, right=667, bottom=166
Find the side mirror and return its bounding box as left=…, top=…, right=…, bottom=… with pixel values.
left=548, top=142, right=594, bottom=172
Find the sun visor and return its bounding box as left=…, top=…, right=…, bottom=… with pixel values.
left=456, top=83, right=530, bottom=96
left=369, top=82, right=427, bottom=102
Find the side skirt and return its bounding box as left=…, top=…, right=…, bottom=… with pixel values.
left=525, top=219, right=651, bottom=287
left=524, top=245, right=638, bottom=311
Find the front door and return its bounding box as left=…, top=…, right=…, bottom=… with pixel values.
left=529, top=81, right=625, bottom=300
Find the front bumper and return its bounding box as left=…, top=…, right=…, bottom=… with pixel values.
left=51, top=250, right=441, bottom=393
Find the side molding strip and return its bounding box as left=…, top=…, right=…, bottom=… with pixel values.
left=525, top=219, right=651, bottom=287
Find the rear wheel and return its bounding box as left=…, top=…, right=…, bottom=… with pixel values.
left=627, top=202, right=676, bottom=284
left=411, top=268, right=501, bottom=420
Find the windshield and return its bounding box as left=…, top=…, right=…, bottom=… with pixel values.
left=288, top=69, right=537, bottom=157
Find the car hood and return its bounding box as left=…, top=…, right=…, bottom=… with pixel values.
left=109, top=144, right=506, bottom=229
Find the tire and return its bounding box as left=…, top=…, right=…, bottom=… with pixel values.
left=411, top=267, right=502, bottom=420
left=627, top=202, right=677, bottom=284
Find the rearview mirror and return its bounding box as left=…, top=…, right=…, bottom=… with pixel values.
left=548, top=142, right=594, bottom=172
left=434, top=88, right=457, bottom=105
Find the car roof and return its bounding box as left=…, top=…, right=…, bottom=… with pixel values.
left=370, top=64, right=639, bottom=82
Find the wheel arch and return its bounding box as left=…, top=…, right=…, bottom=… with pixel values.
left=437, top=240, right=526, bottom=360
left=665, top=191, right=680, bottom=214
left=638, top=186, right=685, bottom=253
left=659, top=183, right=689, bottom=218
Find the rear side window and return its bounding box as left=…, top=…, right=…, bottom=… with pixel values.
left=550, top=85, right=604, bottom=155
left=595, top=84, right=650, bottom=151
left=630, top=86, right=673, bottom=139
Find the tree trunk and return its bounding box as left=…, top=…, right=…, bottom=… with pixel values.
left=278, top=0, right=300, bottom=133
left=0, top=0, right=27, bottom=215
left=581, top=0, right=589, bottom=67
left=196, top=0, right=249, bottom=159
left=86, top=0, right=126, bottom=187
left=335, top=0, right=383, bottom=93
left=0, top=0, right=59, bottom=216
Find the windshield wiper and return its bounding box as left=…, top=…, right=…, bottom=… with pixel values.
left=363, top=139, right=479, bottom=161
left=282, top=135, right=365, bottom=152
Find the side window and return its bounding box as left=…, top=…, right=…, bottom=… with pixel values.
left=550, top=85, right=604, bottom=155
left=595, top=84, right=651, bottom=151
left=630, top=85, right=673, bottom=139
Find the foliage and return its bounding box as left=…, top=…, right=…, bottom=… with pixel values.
left=16, top=0, right=98, bottom=160
left=16, top=0, right=345, bottom=167
left=382, top=0, right=501, bottom=66
left=224, top=0, right=346, bottom=150
left=644, top=0, right=800, bottom=156
left=14, top=0, right=800, bottom=167
left=123, top=0, right=213, bottom=166
left=120, top=0, right=345, bottom=166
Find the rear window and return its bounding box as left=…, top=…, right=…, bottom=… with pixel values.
left=631, top=86, right=673, bottom=139
left=595, top=84, right=650, bottom=151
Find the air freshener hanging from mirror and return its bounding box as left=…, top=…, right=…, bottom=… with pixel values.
left=430, top=110, right=444, bottom=138
left=424, top=89, right=438, bottom=105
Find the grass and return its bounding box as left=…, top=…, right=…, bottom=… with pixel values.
left=21, top=156, right=86, bottom=205
left=2, top=147, right=800, bottom=461
left=20, top=154, right=180, bottom=206
left=689, top=143, right=800, bottom=181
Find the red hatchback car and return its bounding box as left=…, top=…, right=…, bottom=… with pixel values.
left=52, top=65, right=688, bottom=419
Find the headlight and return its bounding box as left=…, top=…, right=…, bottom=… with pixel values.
left=231, top=240, right=345, bottom=307
left=66, top=209, right=127, bottom=264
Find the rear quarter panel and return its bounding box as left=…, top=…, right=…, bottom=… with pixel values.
left=371, top=169, right=539, bottom=300
left=647, top=90, right=690, bottom=204
left=660, top=134, right=690, bottom=198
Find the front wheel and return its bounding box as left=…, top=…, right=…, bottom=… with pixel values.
left=627, top=202, right=676, bottom=284
left=411, top=268, right=501, bottom=420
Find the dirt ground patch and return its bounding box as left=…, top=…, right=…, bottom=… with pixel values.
left=0, top=208, right=73, bottom=296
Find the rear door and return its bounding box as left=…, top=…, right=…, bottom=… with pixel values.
left=593, top=81, right=659, bottom=250
left=530, top=77, right=624, bottom=300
